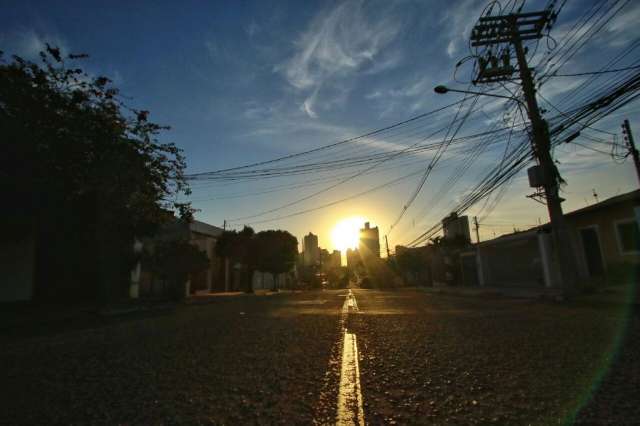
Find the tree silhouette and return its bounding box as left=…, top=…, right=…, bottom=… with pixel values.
left=215, top=226, right=256, bottom=293
left=253, top=230, right=298, bottom=291
left=0, top=46, right=192, bottom=302
left=145, top=240, right=210, bottom=301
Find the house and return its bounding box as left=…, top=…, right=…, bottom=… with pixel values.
left=476, top=228, right=553, bottom=288
left=132, top=219, right=224, bottom=298
left=563, top=189, right=640, bottom=279
left=475, top=189, right=640, bottom=288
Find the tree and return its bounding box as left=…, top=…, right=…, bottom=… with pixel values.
left=215, top=226, right=255, bottom=293
left=253, top=230, right=298, bottom=291
left=144, top=240, right=210, bottom=301
left=396, top=248, right=426, bottom=285
left=0, top=46, right=192, bottom=302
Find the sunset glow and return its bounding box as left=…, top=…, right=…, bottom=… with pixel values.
left=331, top=217, right=366, bottom=252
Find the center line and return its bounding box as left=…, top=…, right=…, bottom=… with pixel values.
left=337, top=290, right=365, bottom=425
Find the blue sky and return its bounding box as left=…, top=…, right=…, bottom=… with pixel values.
left=3, top=0, right=639, bottom=251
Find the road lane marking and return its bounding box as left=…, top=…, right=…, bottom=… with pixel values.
left=337, top=290, right=365, bottom=425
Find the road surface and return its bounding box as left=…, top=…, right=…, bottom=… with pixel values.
left=2, top=288, right=638, bottom=424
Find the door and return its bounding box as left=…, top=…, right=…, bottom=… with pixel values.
left=580, top=228, right=604, bottom=276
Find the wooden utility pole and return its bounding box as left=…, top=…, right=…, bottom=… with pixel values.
left=622, top=119, right=640, bottom=185
left=473, top=216, right=480, bottom=244
left=471, top=8, right=577, bottom=297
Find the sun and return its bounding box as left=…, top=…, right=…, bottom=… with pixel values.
left=331, top=216, right=365, bottom=252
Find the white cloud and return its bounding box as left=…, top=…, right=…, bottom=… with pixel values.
left=301, top=96, right=318, bottom=118
left=278, top=0, right=402, bottom=117
left=441, top=0, right=482, bottom=58
left=446, top=40, right=456, bottom=58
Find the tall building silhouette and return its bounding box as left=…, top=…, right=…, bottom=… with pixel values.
left=358, top=222, right=380, bottom=258
left=303, top=232, right=319, bottom=266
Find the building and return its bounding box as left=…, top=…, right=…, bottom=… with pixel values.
left=1, top=217, right=225, bottom=302
left=359, top=222, right=380, bottom=258
left=442, top=213, right=471, bottom=243
left=303, top=232, right=319, bottom=266
left=475, top=189, right=640, bottom=288
left=133, top=219, right=224, bottom=298
left=563, top=189, right=640, bottom=278
left=346, top=248, right=361, bottom=270
left=322, top=249, right=341, bottom=271
left=330, top=250, right=342, bottom=269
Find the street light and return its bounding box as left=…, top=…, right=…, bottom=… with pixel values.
left=433, top=85, right=524, bottom=106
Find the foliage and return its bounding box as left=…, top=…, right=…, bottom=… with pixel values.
left=215, top=226, right=255, bottom=292
left=253, top=230, right=298, bottom=290
left=215, top=226, right=254, bottom=261
left=144, top=239, right=210, bottom=301
left=0, top=46, right=193, bottom=301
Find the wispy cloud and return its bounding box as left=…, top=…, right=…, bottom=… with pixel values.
left=364, top=74, right=433, bottom=117
left=0, top=28, right=68, bottom=60
left=441, top=0, right=482, bottom=58
left=278, top=0, right=402, bottom=118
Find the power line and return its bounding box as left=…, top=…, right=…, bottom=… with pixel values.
left=548, top=64, right=640, bottom=77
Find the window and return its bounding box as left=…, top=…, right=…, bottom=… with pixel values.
left=616, top=220, right=640, bottom=254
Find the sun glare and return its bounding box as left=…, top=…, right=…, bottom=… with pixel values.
left=331, top=217, right=365, bottom=252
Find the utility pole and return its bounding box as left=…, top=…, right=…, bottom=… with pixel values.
left=471, top=8, right=577, bottom=297
left=223, top=219, right=227, bottom=231
left=384, top=235, right=391, bottom=258
left=622, top=119, right=640, bottom=185
left=473, top=216, right=480, bottom=244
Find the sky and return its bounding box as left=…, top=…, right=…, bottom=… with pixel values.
left=2, top=0, right=639, bottom=253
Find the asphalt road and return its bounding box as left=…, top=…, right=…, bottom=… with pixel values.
left=348, top=288, right=639, bottom=425
left=2, top=288, right=638, bottom=425
left=2, top=291, right=346, bottom=425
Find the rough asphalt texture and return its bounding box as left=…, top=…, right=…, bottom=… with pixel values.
left=2, top=288, right=638, bottom=424
left=349, top=289, right=639, bottom=425
left=2, top=291, right=344, bottom=425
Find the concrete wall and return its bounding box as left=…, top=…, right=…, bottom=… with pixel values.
left=0, top=235, right=35, bottom=302
left=477, top=231, right=547, bottom=288
left=567, top=200, right=640, bottom=271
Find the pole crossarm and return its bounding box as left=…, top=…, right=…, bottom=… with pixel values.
left=471, top=11, right=550, bottom=46
left=471, top=11, right=551, bottom=83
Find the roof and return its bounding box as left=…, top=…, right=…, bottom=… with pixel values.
left=478, top=188, right=640, bottom=247
left=564, top=188, right=640, bottom=218
left=189, top=220, right=223, bottom=237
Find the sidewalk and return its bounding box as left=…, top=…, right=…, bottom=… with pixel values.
left=0, top=299, right=176, bottom=335
left=416, top=283, right=638, bottom=306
